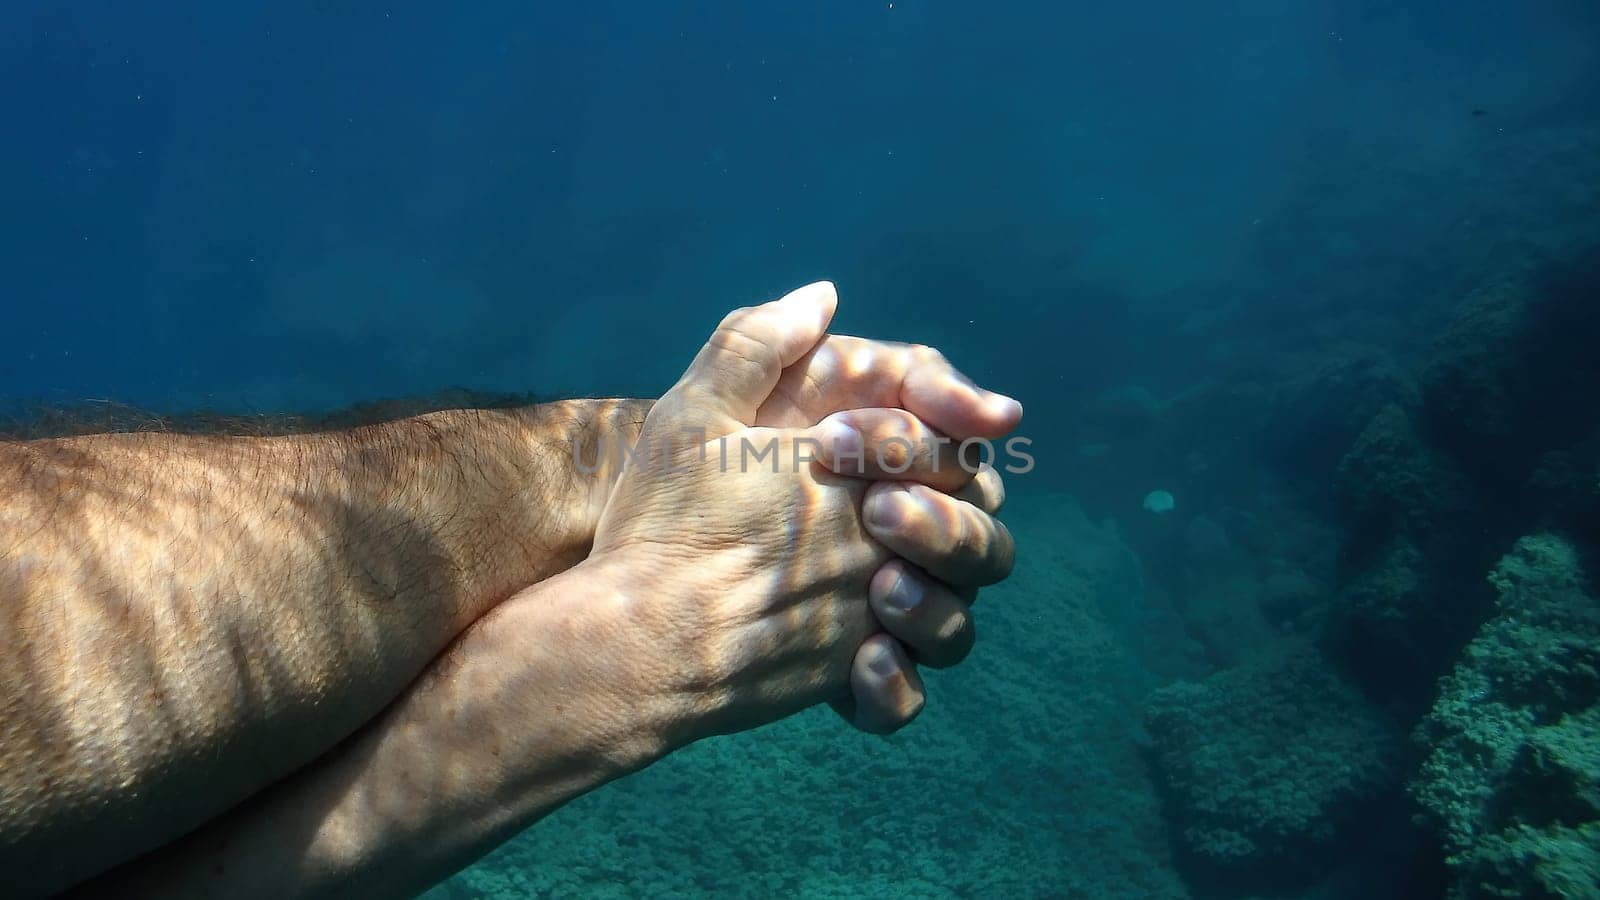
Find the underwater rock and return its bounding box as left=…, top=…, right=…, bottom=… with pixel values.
left=1259, top=568, right=1327, bottom=625
left=1327, top=400, right=1494, bottom=715
left=1410, top=534, right=1600, bottom=899
left=1327, top=530, right=1490, bottom=720
left=1145, top=639, right=1401, bottom=889
left=1419, top=263, right=1600, bottom=492
left=1419, top=276, right=1534, bottom=448
left=1323, top=251, right=1600, bottom=724
left=1179, top=574, right=1281, bottom=669
left=1525, top=429, right=1600, bottom=540
left=1335, top=402, right=1461, bottom=536
left=1455, top=823, right=1600, bottom=900
left=1258, top=345, right=1417, bottom=482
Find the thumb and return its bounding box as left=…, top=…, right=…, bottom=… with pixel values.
left=665, top=281, right=838, bottom=434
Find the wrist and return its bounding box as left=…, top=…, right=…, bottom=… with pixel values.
left=402, top=399, right=651, bottom=621
left=361, top=551, right=689, bottom=875
left=538, top=549, right=702, bottom=765
left=575, top=546, right=733, bottom=756
left=510, top=398, right=653, bottom=551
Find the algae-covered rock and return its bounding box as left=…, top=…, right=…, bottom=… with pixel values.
left=1453, top=822, right=1600, bottom=900
left=1336, top=402, right=1459, bottom=534
left=1410, top=534, right=1600, bottom=898
left=1339, top=535, right=1430, bottom=643
left=1419, top=268, right=1600, bottom=488
left=1145, top=640, right=1401, bottom=886
left=1518, top=708, right=1600, bottom=827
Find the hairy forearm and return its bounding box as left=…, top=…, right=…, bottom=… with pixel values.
left=77, top=552, right=687, bottom=899
left=0, top=398, right=650, bottom=894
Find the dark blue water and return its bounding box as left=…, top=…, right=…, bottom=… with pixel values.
left=5, top=2, right=1599, bottom=897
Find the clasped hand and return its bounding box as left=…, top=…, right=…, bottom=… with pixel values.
left=591, top=281, right=1019, bottom=739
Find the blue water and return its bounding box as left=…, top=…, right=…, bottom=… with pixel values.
left=6, top=2, right=1600, bottom=897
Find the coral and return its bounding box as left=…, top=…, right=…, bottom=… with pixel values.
left=1145, top=639, right=1401, bottom=887
left=1410, top=534, right=1600, bottom=899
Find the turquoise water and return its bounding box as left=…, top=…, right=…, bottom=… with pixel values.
left=5, top=2, right=1600, bottom=897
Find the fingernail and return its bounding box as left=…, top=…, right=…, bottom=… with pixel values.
left=884, top=572, right=923, bottom=613
left=868, top=645, right=899, bottom=678
left=866, top=491, right=906, bottom=529
left=989, top=392, right=1023, bottom=422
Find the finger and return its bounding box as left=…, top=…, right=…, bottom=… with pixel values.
left=953, top=466, right=1006, bottom=515
left=903, top=344, right=1023, bottom=441
left=669, top=281, right=838, bottom=434
left=869, top=560, right=975, bottom=669
left=812, top=408, right=974, bottom=494
left=862, top=482, right=1015, bottom=587
left=840, top=635, right=926, bottom=735
left=756, top=335, right=1022, bottom=440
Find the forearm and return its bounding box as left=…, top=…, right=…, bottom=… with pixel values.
left=0, top=398, right=650, bottom=894
left=77, top=552, right=689, bottom=899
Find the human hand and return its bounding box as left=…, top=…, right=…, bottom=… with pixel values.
left=591, top=282, right=1016, bottom=742
left=812, top=408, right=1015, bottom=734
left=590, top=282, right=885, bottom=739
left=751, top=295, right=1023, bottom=735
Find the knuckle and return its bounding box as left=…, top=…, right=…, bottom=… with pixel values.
left=708, top=325, right=779, bottom=371
left=949, top=502, right=985, bottom=559
left=882, top=406, right=922, bottom=434
left=909, top=343, right=948, bottom=366
left=717, top=305, right=757, bottom=330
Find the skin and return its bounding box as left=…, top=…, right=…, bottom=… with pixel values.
left=1, top=282, right=1019, bottom=897
left=0, top=399, right=649, bottom=889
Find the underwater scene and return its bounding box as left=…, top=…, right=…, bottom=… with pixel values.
left=4, top=1, right=1600, bottom=898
